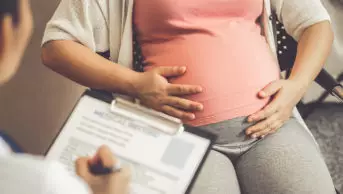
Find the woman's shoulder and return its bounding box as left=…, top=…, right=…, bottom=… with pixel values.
left=271, top=0, right=330, bottom=40
left=271, top=0, right=329, bottom=13
left=0, top=154, right=91, bottom=194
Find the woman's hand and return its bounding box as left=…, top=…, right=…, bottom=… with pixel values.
left=76, top=146, right=131, bottom=194
left=132, top=66, right=203, bottom=121
left=245, top=21, right=333, bottom=139
left=245, top=79, right=308, bottom=138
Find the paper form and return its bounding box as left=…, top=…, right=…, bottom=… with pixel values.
left=46, top=95, right=211, bottom=194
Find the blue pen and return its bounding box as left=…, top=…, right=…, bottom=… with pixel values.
left=90, top=160, right=122, bottom=175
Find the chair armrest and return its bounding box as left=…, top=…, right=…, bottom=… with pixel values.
left=332, top=85, right=343, bottom=102
left=314, top=69, right=343, bottom=101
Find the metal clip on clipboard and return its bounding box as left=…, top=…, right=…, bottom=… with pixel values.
left=110, top=97, right=184, bottom=135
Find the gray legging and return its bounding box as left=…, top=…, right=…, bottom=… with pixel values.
left=190, top=117, right=336, bottom=194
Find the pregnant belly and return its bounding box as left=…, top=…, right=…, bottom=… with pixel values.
left=141, top=33, right=280, bottom=126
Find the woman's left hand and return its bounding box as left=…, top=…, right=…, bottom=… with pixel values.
left=245, top=79, right=308, bottom=138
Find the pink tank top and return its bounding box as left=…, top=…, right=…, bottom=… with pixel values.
left=134, top=0, right=280, bottom=126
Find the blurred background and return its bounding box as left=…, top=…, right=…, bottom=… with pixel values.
left=0, top=0, right=341, bottom=192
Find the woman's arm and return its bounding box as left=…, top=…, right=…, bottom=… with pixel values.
left=245, top=0, right=334, bottom=138
left=42, top=40, right=203, bottom=120
left=271, top=0, right=332, bottom=40
left=246, top=21, right=333, bottom=138
left=41, top=0, right=204, bottom=120
left=289, top=21, right=334, bottom=88
left=41, top=0, right=127, bottom=92
left=41, top=40, right=139, bottom=96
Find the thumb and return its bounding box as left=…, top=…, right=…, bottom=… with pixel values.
left=259, top=80, right=283, bottom=98
left=109, top=166, right=132, bottom=194
left=75, top=157, right=92, bottom=182
left=155, top=66, right=186, bottom=77
left=114, top=166, right=131, bottom=182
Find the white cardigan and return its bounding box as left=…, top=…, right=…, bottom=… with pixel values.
left=42, top=0, right=331, bottom=136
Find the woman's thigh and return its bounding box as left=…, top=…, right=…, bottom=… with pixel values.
left=191, top=150, right=241, bottom=194
left=235, top=118, right=336, bottom=194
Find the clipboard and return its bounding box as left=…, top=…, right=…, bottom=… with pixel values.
left=45, top=89, right=217, bottom=194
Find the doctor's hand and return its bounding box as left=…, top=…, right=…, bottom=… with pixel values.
left=76, top=146, right=131, bottom=194
left=132, top=66, right=203, bottom=121
left=245, top=79, right=308, bottom=138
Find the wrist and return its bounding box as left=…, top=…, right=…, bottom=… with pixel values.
left=288, top=74, right=312, bottom=90
left=287, top=78, right=311, bottom=100
left=126, top=71, right=143, bottom=97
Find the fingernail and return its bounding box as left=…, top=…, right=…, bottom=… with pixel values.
left=190, top=114, right=195, bottom=120
left=72, top=155, right=78, bottom=162
left=251, top=134, right=257, bottom=138
left=248, top=116, right=256, bottom=122
left=198, top=104, right=203, bottom=110
left=92, top=155, right=100, bottom=163
left=180, top=66, right=186, bottom=72
left=259, top=91, right=267, bottom=97
left=261, top=135, right=266, bottom=138
left=197, top=87, right=203, bottom=92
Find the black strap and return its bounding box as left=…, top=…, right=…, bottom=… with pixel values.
left=271, top=12, right=298, bottom=71
left=132, top=25, right=146, bottom=72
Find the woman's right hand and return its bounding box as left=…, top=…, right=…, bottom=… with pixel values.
left=132, top=66, right=203, bottom=121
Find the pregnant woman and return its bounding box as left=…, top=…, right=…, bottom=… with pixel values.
left=41, top=0, right=336, bottom=193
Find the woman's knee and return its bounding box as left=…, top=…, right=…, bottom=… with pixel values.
left=235, top=119, right=336, bottom=194
left=191, top=150, right=241, bottom=194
